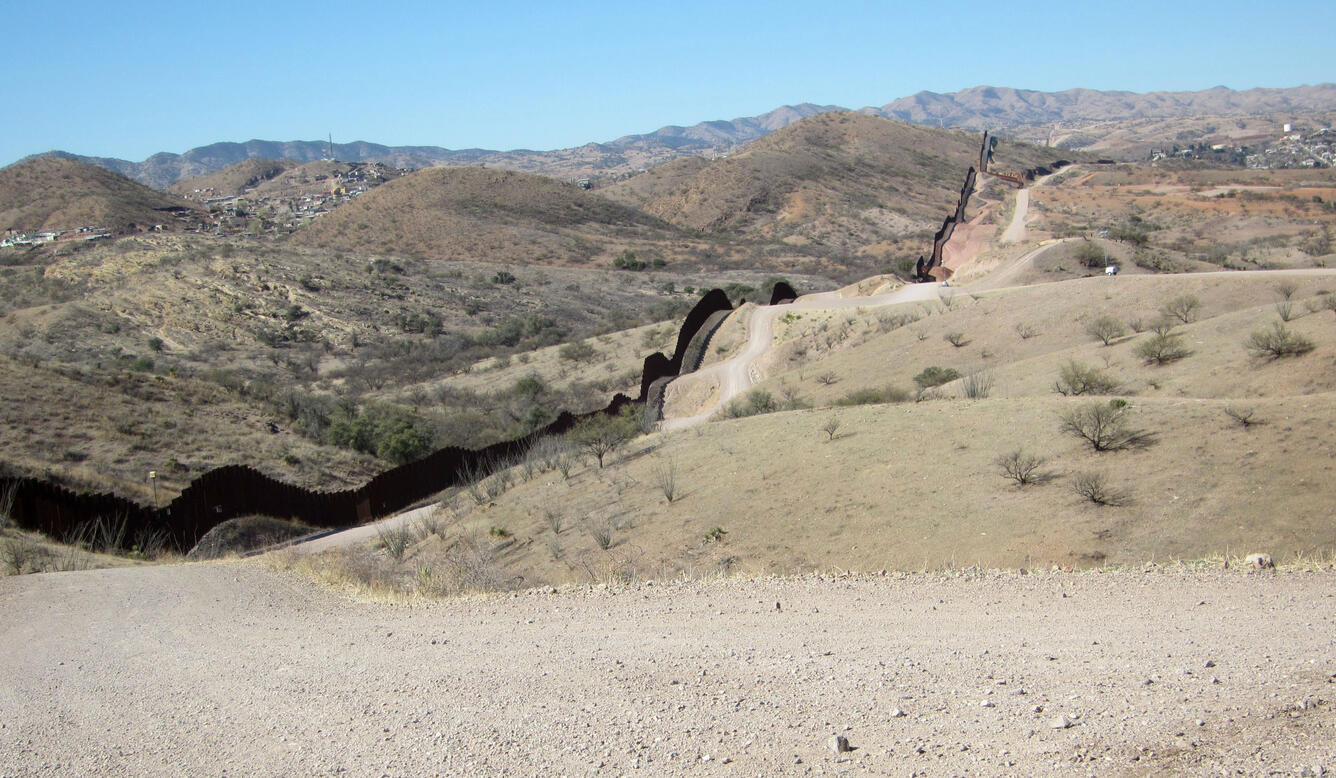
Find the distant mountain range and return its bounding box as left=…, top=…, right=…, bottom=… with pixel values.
left=19, top=84, right=1336, bottom=189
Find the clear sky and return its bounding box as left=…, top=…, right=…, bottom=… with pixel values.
left=3, top=0, right=1333, bottom=166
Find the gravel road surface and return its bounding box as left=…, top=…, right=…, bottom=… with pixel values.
left=3, top=563, right=1334, bottom=776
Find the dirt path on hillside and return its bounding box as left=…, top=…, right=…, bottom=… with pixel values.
left=4, top=563, right=1333, bottom=777
left=661, top=282, right=942, bottom=429
left=1001, top=187, right=1030, bottom=243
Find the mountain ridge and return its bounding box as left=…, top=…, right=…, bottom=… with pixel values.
left=15, top=84, right=1336, bottom=189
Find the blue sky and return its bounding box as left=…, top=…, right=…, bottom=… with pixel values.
left=3, top=0, right=1333, bottom=166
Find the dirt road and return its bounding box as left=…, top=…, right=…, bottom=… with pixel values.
left=661, top=282, right=943, bottom=429
left=4, top=563, right=1333, bottom=776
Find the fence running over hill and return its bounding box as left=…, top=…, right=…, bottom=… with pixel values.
left=2, top=285, right=798, bottom=553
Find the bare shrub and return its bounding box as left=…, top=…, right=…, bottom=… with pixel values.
left=1071, top=471, right=1128, bottom=506
left=1224, top=405, right=1261, bottom=428
left=1161, top=294, right=1202, bottom=324
left=820, top=416, right=841, bottom=441
left=815, top=371, right=839, bottom=386
left=1059, top=400, right=1148, bottom=452
left=1274, top=299, right=1295, bottom=322
left=2, top=534, right=45, bottom=574
left=1054, top=360, right=1120, bottom=396
left=588, top=521, right=614, bottom=550
left=1246, top=322, right=1315, bottom=359
left=1127, top=317, right=1146, bottom=333
left=461, top=460, right=488, bottom=505
left=1086, top=316, right=1126, bottom=345
left=653, top=457, right=679, bottom=502
left=1015, top=322, right=1040, bottom=340
left=960, top=369, right=994, bottom=399
left=944, top=331, right=970, bottom=347
left=1275, top=280, right=1299, bottom=300
left=483, top=467, right=512, bottom=500
left=995, top=449, right=1048, bottom=486
left=545, top=509, right=564, bottom=534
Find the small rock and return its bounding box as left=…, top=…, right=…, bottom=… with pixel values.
left=981, top=700, right=996, bottom=708
left=890, top=708, right=907, bottom=718
left=1244, top=553, right=1273, bottom=569
left=1050, top=715, right=1073, bottom=730
left=828, top=734, right=852, bottom=753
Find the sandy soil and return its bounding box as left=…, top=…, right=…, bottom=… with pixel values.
left=3, top=562, right=1333, bottom=777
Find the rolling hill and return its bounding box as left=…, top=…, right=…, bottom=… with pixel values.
left=0, top=157, right=201, bottom=235
left=602, top=113, right=1074, bottom=259
left=286, top=165, right=687, bottom=265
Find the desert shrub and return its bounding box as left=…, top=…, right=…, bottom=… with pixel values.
left=568, top=409, right=639, bottom=468
left=0, top=481, right=15, bottom=529
left=914, top=366, right=960, bottom=390
left=1086, top=316, right=1126, bottom=345
left=1246, top=322, right=1315, bottom=359
left=959, top=369, right=993, bottom=399
left=1224, top=405, right=1261, bottom=428
left=558, top=340, right=599, bottom=363
left=944, top=331, right=969, bottom=347
left=376, top=523, right=413, bottom=561
left=1015, top=322, right=1040, bottom=340
left=1274, top=280, right=1299, bottom=300
left=820, top=416, right=841, bottom=441
left=1071, top=471, right=1128, bottom=506
left=995, top=449, right=1048, bottom=486
left=1059, top=400, right=1147, bottom=452
left=815, top=371, right=839, bottom=385
left=653, top=457, right=679, bottom=502
left=1161, top=294, right=1201, bottom=324
left=1054, top=360, right=1120, bottom=396
left=1134, top=331, right=1191, bottom=364
left=1074, top=240, right=1107, bottom=268
left=723, top=390, right=778, bottom=419
left=834, top=386, right=911, bottom=406
left=588, top=521, right=614, bottom=550
left=1274, top=300, right=1295, bottom=321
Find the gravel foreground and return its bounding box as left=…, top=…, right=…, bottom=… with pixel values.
left=2, top=563, right=1334, bottom=777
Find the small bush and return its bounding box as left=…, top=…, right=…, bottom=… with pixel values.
left=835, top=386, right=911, bottom=406
left=1134, top=332, right=1191, bottom=364
left=1274, top=280, right=1299, bottom=300
left=588, top=521, right=614, bottom=550
left=1224, top=405, right=1261, bottom=428
left=944, top=332, right=970, bottom=347
left=996, top=449, right=1048, bottom=486
left=1246, top=322, right=1314, bottom=359
left=1054, top=360, right=1120, bottom=396
left=959, top=369, right=993, bottom=399
left=1071, top=471, right=1128, bottom=506
left=653, top=457, right=679, bottom=502
left=1274, top=300, right=1295, bottom=322
left=914, top=366, right=960, bottom=390
left=815, top=371, right=839, bottom=385
left=723, top=390, right=778, bottom=419
left=820, top=416, right=841, bottom=441
left=1161, top=294, right=1201, bottom=324
left=559, top=340, right=599, bottom=363
left=1086, top=316, right=1126, bottom=345
left=1015, top=322, right=1040, bottom=340
left=376, top=523, right=412, bottom=561
left=1059, top=400, right=1147, bottom=452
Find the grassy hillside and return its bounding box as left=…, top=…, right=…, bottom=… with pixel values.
left=287, top=166, right=696, bottom=266
left=305, top=268, right=1336, bottom=594
left=0, top=157, right=201, bottom=235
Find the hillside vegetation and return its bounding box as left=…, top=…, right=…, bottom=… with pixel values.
left=0, top=158, right=200, bottom=235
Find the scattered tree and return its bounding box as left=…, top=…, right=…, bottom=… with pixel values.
left=1246, top=322, right=1314, bottom=359
left=1086, top=316, right=1126, bottom=345
left=569, top=411, right=638, bottom=468
left=1059, top=400, right=1148, bottom=452
left=1054, top=360, right=1120, bottom=396
left=820, top=416, right=841, bottom=441
left=1161, top=294, right=1202, bottom=324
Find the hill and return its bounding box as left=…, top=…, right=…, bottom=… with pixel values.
left=167, top=158, right=299, bottom=197
left=286, top=166, right=688, bottom=265
left=601, top=113, right=1072, bottom=264
left=0, top=157, right=200, bottom=236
